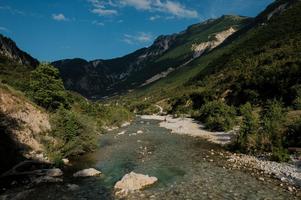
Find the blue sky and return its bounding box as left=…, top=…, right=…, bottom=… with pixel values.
left=0, top=0, right=274, bottom=61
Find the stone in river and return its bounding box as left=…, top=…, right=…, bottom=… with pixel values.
left=46, top=168, right=63, bottom=177
left=114, top=172, right=158, bottom=197
left=73, top=168, right=101, bottom=177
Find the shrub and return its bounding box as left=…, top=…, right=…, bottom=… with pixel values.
left=261, top=100, right=286, bottom=149
left=27, top=63, right=70, bottom=111
left=49, top=107, right=98, bottom=157
left=237, top=103, right=260, bottom=153
left=286, top=117, right=301, bottom=147
left=198, top=100, right=236, bottom=131
left=271, top=147, right=290, bottom=162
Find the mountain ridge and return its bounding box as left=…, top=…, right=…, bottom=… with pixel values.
left=52, top=15, right=249, bottom=98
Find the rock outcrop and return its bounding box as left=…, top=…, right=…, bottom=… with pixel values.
left=0, top=85, right=52, bottom=173
left=191, top=27, right=236, bottom=58
left=0, top=34, right=39, bottom=67
left=114, top=172, right=158, bottom=197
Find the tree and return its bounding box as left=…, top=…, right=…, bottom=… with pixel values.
left=28, top=63, right=70, bottom=111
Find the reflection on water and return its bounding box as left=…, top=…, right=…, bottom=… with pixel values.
left=7, top=118, right=300, bottom=199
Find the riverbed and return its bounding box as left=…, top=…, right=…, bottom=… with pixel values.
left=1, top=117, right=300, bottom=199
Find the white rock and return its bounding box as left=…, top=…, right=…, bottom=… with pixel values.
left=121, top=122, right=131, bottom=127
left=280, top=177, right=286, bottom=182
left=73, top=168, right=101, bottom=177
left=46, top=168, right=63, bottom=177
left=137, top=130, right=143, bottom=134
left=117, top=131, right=126, bottom=135
left=62, top=158, right=70, bottom=165
left=114, top=172, right=158, bottom=197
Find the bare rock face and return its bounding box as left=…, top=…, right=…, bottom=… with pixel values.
left=0, top=86, right=52, bottom=165
left=191, top=27, right=236, bottom=58
left=73, top=168, right=101, bottom=177
left=114, top=172, right=158, bottom=197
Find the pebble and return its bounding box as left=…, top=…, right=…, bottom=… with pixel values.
left=259, top=177, right=265, bottom=181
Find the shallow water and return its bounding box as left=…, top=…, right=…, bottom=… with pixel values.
left=5, top=118, right=300, bottom=199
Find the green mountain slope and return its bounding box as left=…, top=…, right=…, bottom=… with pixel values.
left=53, top=15, right=248, bottom=98
left=127, top=0, right=301, bottom=106
left=122, top=0, right=301, bottom=160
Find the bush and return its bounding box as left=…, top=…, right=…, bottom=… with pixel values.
left=261, top=100, right=286, bottom=149
left=168, top=95, right=192, bottom=115
left=129, top=101, right=159, bottom=115
left=27, top=63, right=70, bottom=111
left=286, top=117, right=301, bottom=147
left=236, top=103, right=260, bottom=153
left=197, top=100, right=236, bottom=131
left=271, top=147, right=290, bottom=162
left=49, top=107, right=98, bottom=157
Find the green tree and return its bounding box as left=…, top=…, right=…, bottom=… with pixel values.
left=28, top=63, right=70, bottom=110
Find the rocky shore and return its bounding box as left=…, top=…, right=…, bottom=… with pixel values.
left=140, top=115, right=234, bottom=145
left=227, top=154, right=301, bottom=188
left=140, top=115, right=301, bottom=189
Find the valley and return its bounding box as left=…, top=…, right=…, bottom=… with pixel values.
left=0, top=0, right=301, bottom=199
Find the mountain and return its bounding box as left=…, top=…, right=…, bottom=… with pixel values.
left=120, top=0, right=301, bottom=160
left=0, top=34, right=40, bottom=92
left=127, top=0, right=301, bottom=104
left=53, top=15, right=249, bottom=98
left=0, top=34, right=39, bottom=67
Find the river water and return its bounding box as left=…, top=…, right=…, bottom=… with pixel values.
left=5, top=117, right=300, bottom=200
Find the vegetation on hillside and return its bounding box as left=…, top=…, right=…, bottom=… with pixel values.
left=0, top=61, right=133, bottom=164
left=121, top=0, right=301, bottom=162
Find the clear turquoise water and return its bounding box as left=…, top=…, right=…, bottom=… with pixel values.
left=7, top=118, right=300, bottom=200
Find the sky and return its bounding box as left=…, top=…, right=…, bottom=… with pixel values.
left=0, top=0, right=274, bottom=62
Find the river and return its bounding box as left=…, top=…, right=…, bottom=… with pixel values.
left=3, top=117, right=300, bottom=200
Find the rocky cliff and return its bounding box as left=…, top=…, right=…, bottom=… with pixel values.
left=0, top=34, right=39, bottom=67
left=0, top=85, right=51, bottom=173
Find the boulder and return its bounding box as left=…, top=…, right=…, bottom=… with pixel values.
left=46, top=168, right=63, bottom=177
left=62, top=158, right=70, bottom=165
left=73, top=168, right=101, bottom=177
left=114, top=172, right=158, bottom=197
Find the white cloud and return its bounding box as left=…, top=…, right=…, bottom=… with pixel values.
left=87, top=0, right=198, bottom=19
left=0, top=26, right=10, bottom=33
left=123, top=32, right=153, bottom=45
left=120, top=0, right=152, bottom=10
left=0, top=6, right=25, bottom=15
left=92, top=20, right=105, bottom=26
left=88, top=0, right=118, bottom=16
left=155, top=0, right=198, bottom=18
left=52, top=13, right=68, bottom=21
left=92, top=8, right=118, bottom=16
left=149, top=15, right=161, bottom=21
